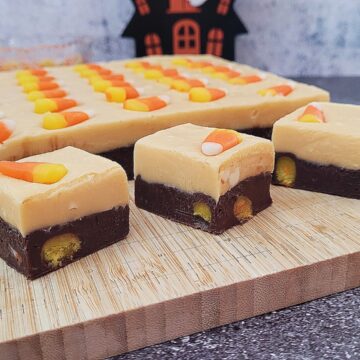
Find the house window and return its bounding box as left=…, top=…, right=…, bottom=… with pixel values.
left=168, top=0, right=200, bottom=14
left=136, top=0, right=150, bottom=15
left=173, top=19, right=200, bottom=54
left=217, top=0, right=231, bottom=15
left=145, top=33, right=162, bottom=55
left=206, top=28, right=224, bottom=56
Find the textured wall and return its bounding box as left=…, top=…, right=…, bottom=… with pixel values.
left=1, top=0, right=360, bottom=76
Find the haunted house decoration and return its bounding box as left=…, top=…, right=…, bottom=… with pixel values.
left=122, top=0, right=247, bottom=60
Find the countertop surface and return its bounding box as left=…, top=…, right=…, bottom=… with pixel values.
left=112, top=77, right=360, bottom=360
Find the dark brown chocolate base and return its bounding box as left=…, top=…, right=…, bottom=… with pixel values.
left=240, top=127, right=273, bottom=140
left=273, top=152, right=360, bottom=199
left=0, top=206, right=129, bottom=279
left=135, top=173, right=272, bottom=234
left=99, top=145, right=135, bottom=179
left=99, top=128, right=272, bottom=180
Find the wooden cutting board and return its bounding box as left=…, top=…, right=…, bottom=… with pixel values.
left=1, top=183, right=359, bottom=360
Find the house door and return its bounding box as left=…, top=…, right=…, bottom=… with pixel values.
left=173, top=19, right=200, bottom=54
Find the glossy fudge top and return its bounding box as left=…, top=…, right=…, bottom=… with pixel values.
left=0, top=55, right=328, bottom=161
left=134, top=123, right=274, bottom=201
left=272, top=102, right=360, bottom=170
left=0, top=147, right=128, bottom=236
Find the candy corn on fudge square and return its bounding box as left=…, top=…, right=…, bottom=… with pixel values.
left=272, top=102, right=360, bottom=199
left=0, top=55, right=328, bottom=179
left=0, top=147, right=129, bottom=279
left=134, top=124, right=274, bottom=234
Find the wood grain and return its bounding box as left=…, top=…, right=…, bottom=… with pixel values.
left=1, top=183, right=359, bottom=360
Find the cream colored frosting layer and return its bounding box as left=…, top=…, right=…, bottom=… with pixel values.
left=272, top=102, right=360, bottom=170
left=0, top=147, right=128, bottom=236
left=0, top=55, right=328, bottom=161
left=134, top=123, right=274, bottom=201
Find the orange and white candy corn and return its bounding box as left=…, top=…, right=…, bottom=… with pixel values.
left=298, top=103, right=325, bottom=123
left=16, top=69, right=47, bottom=79
left=105, top=86, right=140, bottom=103
left=88, top=73, right=125, bottom=84
left=189, top=87, right=226, bottom=102
left=171, top=78, right=205, bottom=92
left=23, top=81, right=61, bottom=93
left=171, top=58, right=191, bottom=67
left=229, top=74, right=264, bottom=85
left=162, top=68, right=179, bottom=77
left=124, top=95, right=169, bottom=112
left=34, top=98, right=78, bottom=114
left=27, top=89, right=68, bottom=101
left=188, top=61, right=213, bottom=69
left=43, top=110, right=94, bottom=130
left=258, top=83, right=294, bottom=97
left=0, top=161, right=68, bottom=184
left=92, top=79, right=131, bottom=92
left=17, top=75, right=55, bottom=85
left=0, top=119, right=16, bottom=143
left=74, top=63, right=103, bottom=72
left=125, top=61, right=151, bottom=69
left=201, top=129, right=242, bottom=156
left=202, top=65, right=230, bottom=74
left=211, top=70, right=241, bottom=80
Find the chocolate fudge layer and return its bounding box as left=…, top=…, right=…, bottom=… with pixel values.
left=272, top=102, right=360, bottom=198
left=135, top=174, right=271, bottom=234
left=0, top=206, right=129, bottom=279
left=273, top=153, right=360, bottom=199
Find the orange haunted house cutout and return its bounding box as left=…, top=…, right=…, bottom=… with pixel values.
left=122, top=0, right=247, bottom=60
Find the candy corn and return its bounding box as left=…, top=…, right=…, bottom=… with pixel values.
left=88, top=74, right=125, bottom=84
left=171, top=78, right=205, bottom=92
left=27, top=89, right=68, bottom=101
left=157, top=75, right=185, bottom=86
left=0, top=161, right=68, bottom=184
left=74, top=63, right=103, bottom=72
left=17, top=75, right=55, bottom=85
left=298, top=103, right=325, bottom=123
left=229, top=74, right=264, bottom=85
left=125, top=61, right=151, bottom=69
left=144, top=69, right=163, bottom=80
left=124, top=96, right=169, bottom=112
left=105, top=86, right=140, bottom=103
left=171, top=58, right=191, bottom=67
left=162, top=68, right=179, bottom=77
left=0, top=119, right=16, bottom=143
left=23, top=81, right=61, bottom=93
left=202, top=65, right=230, bottom=74
left=201, top=129, right=242, bottom=156
left=79, top=68, right=112, bottom=78
left=189, top=87, right=226, bottom=102
left=257, top=84, right=294, bottom=97
left=92, top=79, right=131, bottom=92
left=188, top=61, right=213, bottom=69
left=43, top=110, right=94, bottom=130
left=34, top=98, right=78, bottom=114
left=16, top=69, right=47, bottom=79
left=211, top=70, right=241, bottom=80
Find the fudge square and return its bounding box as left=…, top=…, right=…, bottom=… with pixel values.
left=0, top=147, right=129, bottom=279
left=272, top=102, right=360, bottom=199
left=134, top=124, right=274, bottom=234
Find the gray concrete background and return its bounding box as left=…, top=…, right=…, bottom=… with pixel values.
left=1, top=0, right=360, bottom=76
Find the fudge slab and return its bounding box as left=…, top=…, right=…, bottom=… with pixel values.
left=134, top=124, right=274, bottom=234
left=0, top=147, right=129, bottom=279
left=0, top=55, right=329, bottom=179
left=272, top=102, right=360, bottom=199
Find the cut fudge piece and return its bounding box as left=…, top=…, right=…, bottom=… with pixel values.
left=0, top=55, right=329, bottom=180
left=134, top=124, right=274, bottom=234
left=0, top=147, right=129, bottom=279
left=272, top=102, right=360, bottom=199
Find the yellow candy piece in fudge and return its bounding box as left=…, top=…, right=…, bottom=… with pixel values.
left=41, top=233, right=81, bottom=268
left=193, top=202, right=212, bottom=222
left=275, top=156, right=296, bottom=187
left=144, top=69, right=163, bottom=79
left=233, top=196, right=253, bottom=221
left=32, top=163, right=68, bottom=184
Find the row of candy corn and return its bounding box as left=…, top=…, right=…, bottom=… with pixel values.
left=125, top=61, right=226, bottom=103
left=16, top=69, right=94, bottom=129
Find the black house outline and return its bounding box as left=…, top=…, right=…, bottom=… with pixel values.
left=122, top=0, right=247, bottom=60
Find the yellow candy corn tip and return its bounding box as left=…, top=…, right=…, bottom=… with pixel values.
left=73, top=64, right=88, bottom=72
left=92, top=79, right=111, bottom=92
left=23, top=83, right=38, bottom=93
left=16, top=70, right=31, bottom=78
left=79, top=69, right=97, bottom=78
left=189, top=87, right=212, bottom=102
left=258, top=89, right=276, bottom=96
left=144, top=69, right=163, bottom=79
left=171, top=58, right=190, bottom=66
left=27, top=91, right=44, bottom=101
left=106, top=87, right=127, bottom=103
left=42, top=113, right=68, bottom=130
left=124, top=99, right=149, bottom=112
left=298, top=114, right=321, bottom=123
left=124, top=61, right=143, bottom=68
left=32, top=164, right=68, bottom=184
left=34, top=99, right=57, bottom=114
